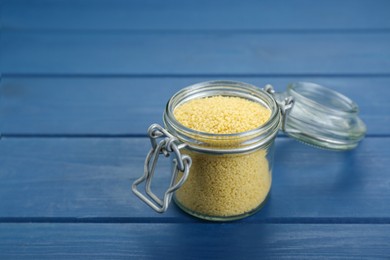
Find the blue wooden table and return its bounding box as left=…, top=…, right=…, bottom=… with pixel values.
left=1, top=0, right=390, bottom=258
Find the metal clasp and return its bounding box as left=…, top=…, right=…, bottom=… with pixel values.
left=132, top=124, right=192, bottom=213
left=265, top=84, right=294, bottom=131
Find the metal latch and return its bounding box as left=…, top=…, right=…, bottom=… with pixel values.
left=132, top=124, right=192, bottom=213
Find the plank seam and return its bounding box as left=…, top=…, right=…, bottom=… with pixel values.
left=3, top=73, right=390, bottom=78
left=1, top=217, right=390, bottom=224
left=3, top=28, right=390, bottom=34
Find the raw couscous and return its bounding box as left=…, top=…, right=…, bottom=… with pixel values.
left=173, top=96, right=272, bottom=219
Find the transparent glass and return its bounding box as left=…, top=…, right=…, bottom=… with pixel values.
left=163, top=81, right=281, bottom=221
left=279, top=82, right=367, bottom=150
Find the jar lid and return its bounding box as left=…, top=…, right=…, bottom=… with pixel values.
left=271, top=82, right=366, bottom=150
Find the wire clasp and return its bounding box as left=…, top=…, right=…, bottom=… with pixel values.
left=132, top=124, right=192, bottom=213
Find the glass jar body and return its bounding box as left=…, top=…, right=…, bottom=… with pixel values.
left=174, top=142, right=275, bottom=221
left=163, top=80, right=281, bottom=221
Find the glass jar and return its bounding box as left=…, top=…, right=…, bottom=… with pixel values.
left=164, top=81, right=281, bottom=221
left=132, top=80, right=366, bottom=221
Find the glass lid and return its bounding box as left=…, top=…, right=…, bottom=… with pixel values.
left=272, top=82, right=367, bottom=150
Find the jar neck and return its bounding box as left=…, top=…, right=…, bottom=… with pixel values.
left=163, top=80, right=281, bottom=154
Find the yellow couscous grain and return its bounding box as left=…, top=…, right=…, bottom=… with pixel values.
left=174, top=96, right=270, bottom=134
left=173, top=96, right=272, bottom=219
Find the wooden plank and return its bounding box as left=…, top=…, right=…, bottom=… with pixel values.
left=0, top=77, right=387, bottom=136
left=3, top=0, right=390, bottom=31
left=0, top=223, right=389, bottom=258
left=2, top=31, right=390, bottom=75
left=0, top=137, right=389, bottom=221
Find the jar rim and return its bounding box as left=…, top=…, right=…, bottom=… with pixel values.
left=287, top=82, right=359, bottom=115
left=163, top=80, right=281, bottom=153
left=282, top=81, right=366, bottom=150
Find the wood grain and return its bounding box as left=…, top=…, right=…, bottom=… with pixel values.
left=1, top=1, right=390, bottom=258
left=2, top=31, right=390, bottom=75
left=3, top=0, right=390, bottom=31
left=0, top=223, right=389, bottom=259
left=1, top=77, right=386, bottom=136
left=0, top=137, right=388, bottom=222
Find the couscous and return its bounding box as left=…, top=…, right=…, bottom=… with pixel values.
left=173, top=95, right=272, bottom=219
